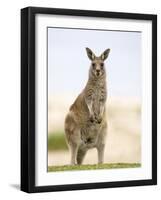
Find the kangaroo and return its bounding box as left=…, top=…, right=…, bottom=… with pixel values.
left=65, top=47, right=110, bottom=165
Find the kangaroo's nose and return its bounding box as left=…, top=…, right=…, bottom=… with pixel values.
left=96, top=69, right=100, bottom=72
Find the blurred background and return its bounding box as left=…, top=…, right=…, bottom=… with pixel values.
left=48, top=27, right=141, bottom=166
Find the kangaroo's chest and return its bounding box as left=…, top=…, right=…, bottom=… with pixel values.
left=92, top=85, right=106, bottom=100
left=92, top=86, right=106, bottom=112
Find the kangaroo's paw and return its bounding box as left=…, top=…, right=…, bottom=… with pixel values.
left=89, top=115, right=95, bottom=123
left=97, top=116, right=102, bottom=123
left=95, top=115, right=102, bottom=124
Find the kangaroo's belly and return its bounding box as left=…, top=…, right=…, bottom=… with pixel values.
left=80, top=123, right=102, bottom=148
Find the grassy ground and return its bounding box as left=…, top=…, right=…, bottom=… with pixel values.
left=48, top=163, right=141, bottom=172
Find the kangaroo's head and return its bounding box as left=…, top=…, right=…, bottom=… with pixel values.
left=86, top=48, right=110, bottom=78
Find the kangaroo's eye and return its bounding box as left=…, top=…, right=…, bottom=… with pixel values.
left=92, top=63, right=96, bottom=68
left=100, top=63, right=104, bottom=69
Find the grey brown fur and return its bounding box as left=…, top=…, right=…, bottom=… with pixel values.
left=65, top=48, right=110, bottom=165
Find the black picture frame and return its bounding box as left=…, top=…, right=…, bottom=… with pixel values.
left=21, top=6, right=157, bottom=193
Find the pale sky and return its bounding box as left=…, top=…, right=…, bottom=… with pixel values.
left=48, top=27, right=141, bottom=98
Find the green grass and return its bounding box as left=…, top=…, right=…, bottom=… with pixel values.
left=48, top=163, right=141, bottom=172
left=48, top=132, right=68, bottom=151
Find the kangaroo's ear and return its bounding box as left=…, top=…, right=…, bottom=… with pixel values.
left=86, top=47, right=96, bottom=61
left=100, top=49, right=110, bottom=61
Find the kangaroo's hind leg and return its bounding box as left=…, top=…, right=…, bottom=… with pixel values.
left=70, top=143, right=79, bottom=165
left=66, top=129, right=81, bottom=165
left=65, top=113, right=80, bottom=165
left=97, top=144, right=105, bottom=164
left=77, top=147, right=87, bottom=165
left=96, top=125, right=107, bottom=164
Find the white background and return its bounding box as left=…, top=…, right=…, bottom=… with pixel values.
left=0, top=0, right=159, bottom=199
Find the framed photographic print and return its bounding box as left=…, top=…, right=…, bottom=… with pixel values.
left=21, top=7, right=157, bottom=193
